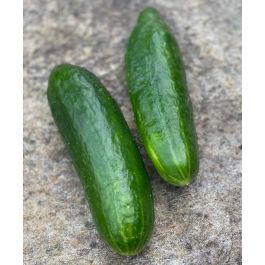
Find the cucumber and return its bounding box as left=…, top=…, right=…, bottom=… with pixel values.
left=125, top=7, right=199, bottom=187
left=47, top=64, right=154, bottom=256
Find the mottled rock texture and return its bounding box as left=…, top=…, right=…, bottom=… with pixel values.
left=24, top=0, right=241, bottom=264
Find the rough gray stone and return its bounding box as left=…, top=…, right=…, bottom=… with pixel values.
left=24, top=0, right=241, bottom=264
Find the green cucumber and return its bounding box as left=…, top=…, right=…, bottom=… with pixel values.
left=47, top=64, right=154, bottom=256
left=125, top=7, right=199, bottom=187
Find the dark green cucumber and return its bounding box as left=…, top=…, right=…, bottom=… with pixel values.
left=125, top=7, right=199, bottom=187
left=47, top=64, right=154, bottom=256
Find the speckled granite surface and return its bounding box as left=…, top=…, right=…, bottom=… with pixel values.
left=23, top=0, right=241, bottom=264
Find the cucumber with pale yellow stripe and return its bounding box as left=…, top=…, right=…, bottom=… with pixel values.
left=125, top=7, right=199, bottom=186
left=47, top=64, right=154, bottom=255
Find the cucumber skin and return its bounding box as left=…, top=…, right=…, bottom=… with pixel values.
left=47, top=64, right=154, bottom=256
left=125, top=7, right=199, bottom=187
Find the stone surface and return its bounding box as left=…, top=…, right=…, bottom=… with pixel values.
left=24, top=0, right=241, bottom=264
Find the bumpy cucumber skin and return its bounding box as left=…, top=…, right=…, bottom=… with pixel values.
left=47, top=64, right=154, bottom=256
left=125, top=7, right=199, bottom=187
